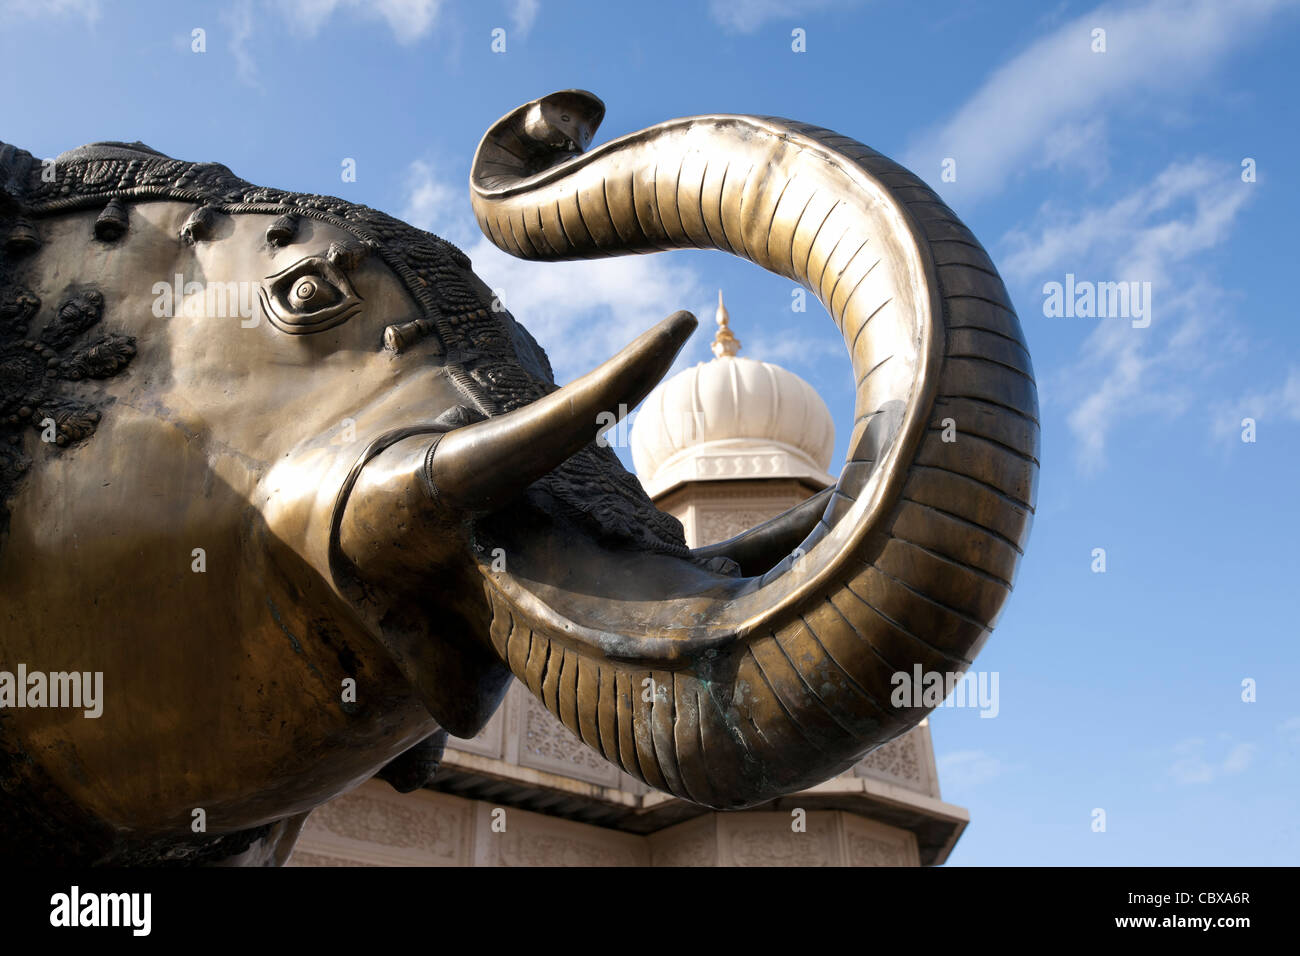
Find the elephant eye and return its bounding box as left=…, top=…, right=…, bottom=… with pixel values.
left=260, top=255, right=362, bottom=334
left=288, top=275, right=339, bottom=311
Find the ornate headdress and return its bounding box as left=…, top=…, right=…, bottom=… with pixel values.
left=0, top=141, right=687, bottom=555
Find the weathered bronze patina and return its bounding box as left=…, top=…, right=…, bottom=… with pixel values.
left=0, top=91, right=1037, bottom=864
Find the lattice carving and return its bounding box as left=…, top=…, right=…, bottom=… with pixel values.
left=696, top=509, right=782, bottom=546
left=724, top=817, right=837, bottom=866
left=855, top=729, right=926, bottom=790
left=494, top=828, right=643, bottom=866
left=288, top=850, right=381, bottom=867
left=846, top=832, right=913, bottom=867
left=307, top=791, right=464, bottom=858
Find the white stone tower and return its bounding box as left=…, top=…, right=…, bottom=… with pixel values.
left=631, top=290, right=836, bottom=546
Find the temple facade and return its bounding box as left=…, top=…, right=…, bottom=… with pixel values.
left=290, top=295, right=968, bottom=866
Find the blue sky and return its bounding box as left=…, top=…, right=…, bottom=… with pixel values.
left=4, top=0, right=1297, bottom=864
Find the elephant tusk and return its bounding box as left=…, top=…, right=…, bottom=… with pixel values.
left=425, top=310, right=697, bottom=512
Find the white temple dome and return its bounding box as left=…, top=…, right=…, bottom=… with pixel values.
left=631, top=292, right=835, bottom=498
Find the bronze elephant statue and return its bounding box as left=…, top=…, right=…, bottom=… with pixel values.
left=0, top=91, right=1038, bottom=864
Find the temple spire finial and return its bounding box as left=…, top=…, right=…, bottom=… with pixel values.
left=711, top=289, right=741, bottom=359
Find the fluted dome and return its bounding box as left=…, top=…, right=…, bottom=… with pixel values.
left=631, top=293, right=835, bottom=498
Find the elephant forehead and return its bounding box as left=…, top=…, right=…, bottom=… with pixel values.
left=135, top=202, right=419, bottom=348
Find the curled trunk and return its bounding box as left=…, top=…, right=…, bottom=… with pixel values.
left=467, top=91, right=1038, bottom=808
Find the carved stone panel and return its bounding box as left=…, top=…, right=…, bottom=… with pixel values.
left=717, top=811, right=842, bottom=867
left=666, top=482, right=809, bottom=548
left=853, top=721, right=939, bottom=797
left=289, top=781, right=474, bottom=867
left=290, top=784, right=926, bottom=867
left=696, top=508, right=785, bottom=546
left=473, top=801, right=649, bottom=867
left=693, top=450, right=788, bottom=480
left=649, top=814, right=717, bottom=867
left=841, top=813, right=920, bottom=867
left=289, top=850, right=381, bottom=867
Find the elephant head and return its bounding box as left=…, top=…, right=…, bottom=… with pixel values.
left=0, top=90, right=1036, bottom=864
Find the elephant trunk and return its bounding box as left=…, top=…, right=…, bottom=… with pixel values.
left=462, top=91, right=1038, bottom=808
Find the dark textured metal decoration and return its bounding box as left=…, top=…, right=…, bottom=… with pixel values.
left=179, top=204, right=218, bottom=244
left=4, top=218, right=39, bottom=256
left=265, top=213, right=298, bottom=246
left=93, top=197, right=128, bottom=241
left=0, top=280, right=136, bottom=532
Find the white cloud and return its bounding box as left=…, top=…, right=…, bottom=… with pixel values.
left=226, top=0, right=259, bottom=88
left=743, top=328, right=844, bottom=368
left=510, top=0, right=538, bottom=36
left=937, top=749, right=1004, bottom=790
left=1222, top=742, right=1255, bottom=774
left=1000, top=158, right=1253, bottom=469
left=904, top=0, right=1297, bottom=204
left=1212, top=367, right=1300, bottom=443
left=1039, top=116, right=1111, bottom=190
left=1169, top=737, right=1256, bottom=785
left=199, top=0, right=442, bottom=73
left=914, top=0, right=1295, bottom=472
left=401, top=160, right=708, bottom=385
left=707, top=0, right=859, bottom=35
left=1001, top=160, right=1249, bottom=283
left=0, top=0, right=99, bottom=21
left=402, top=160, right=460, bottom=235
left=283, top=0, right=443, bottom=43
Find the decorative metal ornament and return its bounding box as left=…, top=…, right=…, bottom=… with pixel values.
left=93, top=197, right=128, bottom=241
left=710, top=290, right=740, bottom=359
left=0, top=285, right=135, bottom=529
left=3, top=218, right=39, bottom=256
left=179, top=205, right=219, bottom=244
left=265, top=213, right=298, bottom=247
left=383, top=317, right=438, bottom=354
